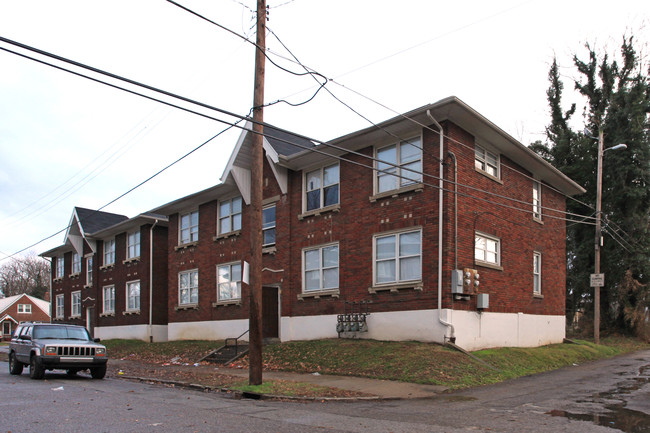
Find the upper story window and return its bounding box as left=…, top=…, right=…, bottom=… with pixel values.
left=126, top=280, right=141, bottom=311
left=72, top=253, right=81, bottom=274
left=305, top=163, right=339, bottom=211
left=374, top=229, right=422, bottom=285
left=475, top=144, right=499, bottom=178
left=127, top=230, right=141, bottom=259
left=180, top=211, right=199, bottom=244
left=376, top=138, right=422, bottom=194
left=533, top=252, right=542, bottom=295
left=178, top=269, right=199, bottom=305
left=219, top=197, right=242, bottom=235
left=303, top=243, right=339, bottom=293
left=56, top=256, right=64, bottom=279
left=71, top=291, right=81, bottom=317
left=475, top=232, right=500, bottom=266
left=262, top=205, right=276, bottom=247
left=104, top=239, right=115, bottom=266
left=56, top=294, right=64, bottom=319
left=103, top=285, right=115, bottom=314
left=533, top=181, right=542, bottom=220
left=217, top=262, right=242, bottom=302
left=17, top=304, right=31, bottom=314
left=86, top=257, right=93, bottom=286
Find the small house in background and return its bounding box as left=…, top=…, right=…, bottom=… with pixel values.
left=0, top=293, right=50, bottom=340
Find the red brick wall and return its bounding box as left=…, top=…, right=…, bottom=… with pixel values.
left=2, top=296, right=50, bottom=323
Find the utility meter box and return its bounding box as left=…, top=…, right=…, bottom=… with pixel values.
left=477, top=293, right=489, bottom=310
left=451, top=270, right=464, bottom=294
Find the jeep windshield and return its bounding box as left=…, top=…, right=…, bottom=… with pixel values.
left=32, top=326, right=91, bottom=341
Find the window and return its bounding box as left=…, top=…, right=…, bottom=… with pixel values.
left=475, top=233, right=500, bottom=266
left=218, top=197, right=242, bottom=234
left=56, top=294, right=64, bottom=318
left=17, top=304, right=32, bottom=314
left=103, top=285, right=115, bottom=314
left=217, top=263, right=242, bottom=301
left=127, top=230, right=141, bottom=259
left=180, top=211, right=199, bottom=244
left=533, top=252, right=542, bottom=294
left=376, top=138, right=422, bottom=193
left=262, top=205, right=276, bottom=247
left=71, top=291, right=81, bottom=317
left=86, top=257, right=93, bottom=286
left=179, top=269, right=199, bottom=305
left=475, top=145, right=499, bottom=178
left=126, top=280, right=140, bottom=311
left=303, top=244, right=339, bottom=292
left=104, top=239, right=115, bottom=266
left=56, top=256, right=64, bottom=279
left=305, top=163, right=339, bottom=211
left=533, top=181, right=542, bottom=220
left=374, top=229, right=422, bottom=285
left=72, top=252, right=81, bottom=274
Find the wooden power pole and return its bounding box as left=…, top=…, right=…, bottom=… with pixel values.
left=248, top=0, right=266, bottom=386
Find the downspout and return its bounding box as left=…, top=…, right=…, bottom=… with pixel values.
left=448, top=151, right=458, bottom=270
left=44, top=257, right=53, bottom=323
left=149, top=219, right=159, bottom=343
left=426, top=110, right=455, bottom=343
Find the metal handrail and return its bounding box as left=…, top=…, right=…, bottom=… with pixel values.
left=225, top=329, right=249, bottom=354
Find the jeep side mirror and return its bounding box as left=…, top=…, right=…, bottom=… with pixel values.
left=94, top=338, right=101, bottom=342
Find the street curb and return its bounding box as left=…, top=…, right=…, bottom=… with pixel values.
left=115, top=374, right=384, bottom=402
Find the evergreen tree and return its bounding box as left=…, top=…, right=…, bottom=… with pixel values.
left=530, top=37, right=650, bottom=337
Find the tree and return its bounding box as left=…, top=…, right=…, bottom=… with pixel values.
left=531, top=37, right=650, bottom=338
left=0, top=252, right=50, bottom=299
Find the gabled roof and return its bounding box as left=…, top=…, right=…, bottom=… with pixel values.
left=90, top=212, right=168, bottom=239
left=0, top=314, right=18, bottom=324
left=73, top=207, right=129, bottom=235
left=0, top=293, right=50, bottom=317
left=149, top=183, right=238, bottom=216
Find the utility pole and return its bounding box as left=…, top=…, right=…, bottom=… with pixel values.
left=248, top=0, right=266, bottom=385
left=594, top=129, right=604, bottom=345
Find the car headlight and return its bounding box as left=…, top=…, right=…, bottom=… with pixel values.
left=44, top=346, right=57, bottom=355
left=95, top=347, right=106, bottom=356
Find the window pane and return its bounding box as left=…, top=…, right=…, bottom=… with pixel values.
left=306, top=170, right=321, bottom=191
left=400, top=256, right=421, bottom=281
left=305, top=249, right=319, bottom=271
left=399, top=232, right=421, bottom=256
left=262, top=206, right=275, bottom=227
left=376, top=260, right=396, bottom=284
left=377, top=145, right=396, bottom=166
left=231, top=264, right=241, bottom=281
left=220, top=201, right=230, bottom=217
left=190, top=288, right=198, bottom=304
left=306, top=190, right=320, bottom=211
left=305, top=270, right=320, bottom=291
left=323, top=184, right=339, bottom=207
left=220, top=218, right=231, bottom=234
left=322, top=246, right=339, bottom=268
left=323, top=268, right=338, bottom=289
left=323, top=164, right=339, bottom=186
left=376, top=236, right=395, bottom=260
left=400, top=140, right=420, bottom=164
left=232, top=197, right=242, bottom=213
left=263, top=229, right=276, bottom=246
left=401, top=161, right=422, bottom=185
left=232, top=214, right=242, bottom=231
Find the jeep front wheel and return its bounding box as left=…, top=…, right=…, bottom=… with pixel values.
left=9, top=352, right=23, bottom=375
left=90, top=364, right=106, bottom=379
left=29, top=355, right=45, bottom=380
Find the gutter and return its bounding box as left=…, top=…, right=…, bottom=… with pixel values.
left=427, top=110, right=455, bottom=343
left=149, top=219, right=159, bottom=343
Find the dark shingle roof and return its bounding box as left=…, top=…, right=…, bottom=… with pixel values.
left=264, top=126, right=315, bottom=157
left=75, top=207, right=128, bottom=234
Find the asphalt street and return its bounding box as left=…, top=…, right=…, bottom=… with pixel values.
left=0, top=349, right=648, bottom=432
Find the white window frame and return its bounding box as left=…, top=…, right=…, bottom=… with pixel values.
left=127, top=230, right=141, bottom=259
left=56, top=294, right=64, bottom=319
left=103, top=285, right=115, bottom=314
left=533, top=180, right=542, bottom=220
left=86, top=256, right=93, bottom=286
left=475, top=144, right=500, bottom=179
left=17, top=304, right=32, bottom=314
left=104, top=239, right=115, bottom=266
left=217, top=262, right=242, bottom=302
left=72, top=252, right=81, bottom=274
left=71, top=291, right=81, bottom=317
left=262, top=205, right=276, bottom=247
left=56, top=256, right=64, bottom=279
left=178, top=269, right=199, bottom=306
left=475, top=232, right=501, bottom=266
left=126, top=280, right=141, bottom=311
left=180, top=210, right=199, bottom=244
left=218, top=197, right=242, bottom=235
left=302, top=243, right=339, bottom=293
left=373, top=229, right=422, bottom=286
left=304, top=163, right=340, bottom=211
left=375, top=137, right=423, bottom=194
left=533, top=252, right=542, bottom=295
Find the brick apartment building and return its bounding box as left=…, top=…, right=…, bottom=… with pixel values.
left=42, top=97, right=584, bottom=350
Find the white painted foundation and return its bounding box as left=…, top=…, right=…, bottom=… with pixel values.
left=94, top=324, right=168, bottom=342
left=168, top=318, right=249, bottom=341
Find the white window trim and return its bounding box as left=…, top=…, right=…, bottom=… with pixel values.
left=17, top=304, right=32, bottom=314
left=103, top=239, right=116, bottom=267
left=303, top=163, right=340, bottom=212
left=71, top=291, right=81, bottom=318
left=218, top=197, right=243, bottom=236
left=103, top=285, right=115, bottom=315
left=374, top=136, right=423, bottom=195
left=126, top=280, right=141, bottom=312
left=475, top=232, right=501, bottom=268
left=533, top=251, right=542, bottom=295
left=56, top=256, right=64, bottom=279
left=127, top=230, right=141, bottom=260
left=372, top=228, right=423, bottom=288
left=179, top=210, right=199, bottom=245
left=178, top=269, right=199, bottom=306
left=475, top=144, right=501, bottom=180
left=262, top=204, right=276, bottom=247
left=533, top=180, right=542, bottom=221
left=71, top=252, right=81, bottom=275
left=301, top=242, right=340, bottom=295
left=85, top=256, right=93, bottom=287
left=216, top=262, right=242, bottom=304
left=56, top=294, right=64, bottom=319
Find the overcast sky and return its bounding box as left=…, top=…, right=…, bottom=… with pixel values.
left=0, top=0, right=647, bottom=260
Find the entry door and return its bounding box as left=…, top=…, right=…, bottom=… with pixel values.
left=262, top=287, right=279, bottom=339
